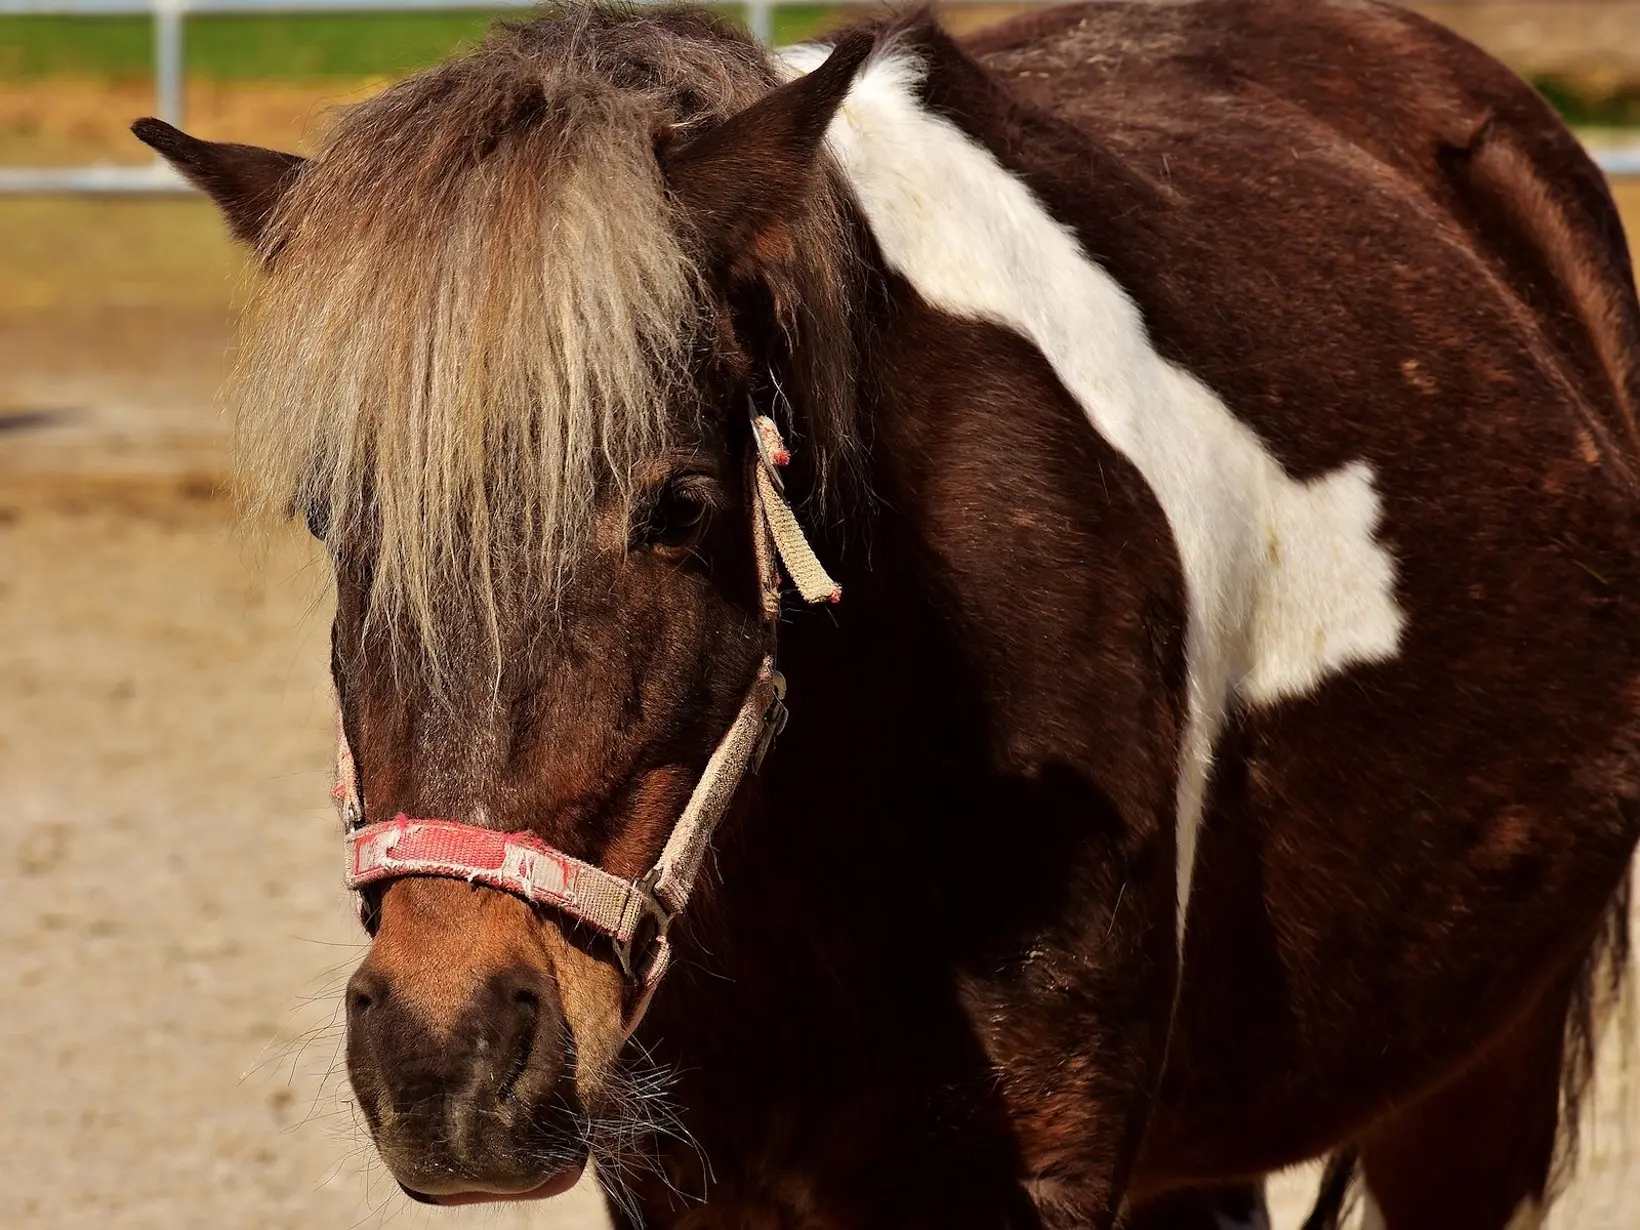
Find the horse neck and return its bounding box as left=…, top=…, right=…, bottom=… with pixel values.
left=653, top=280, right=1101, bottom=1014
left=642, top=9, right=1177, bottom=1070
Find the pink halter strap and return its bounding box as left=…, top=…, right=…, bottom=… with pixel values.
left=334, top=410, right=829, bottom=1029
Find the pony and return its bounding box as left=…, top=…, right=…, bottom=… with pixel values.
left=135, top=2, right=1640, bottom=1226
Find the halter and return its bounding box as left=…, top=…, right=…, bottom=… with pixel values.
left=333, top=408, right=839, bottom=1029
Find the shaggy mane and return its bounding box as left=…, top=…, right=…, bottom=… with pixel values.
left=231, top=4, right=788, bottom=661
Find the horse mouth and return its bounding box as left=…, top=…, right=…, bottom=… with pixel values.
left=400, top=1161, right=586, bottom=1206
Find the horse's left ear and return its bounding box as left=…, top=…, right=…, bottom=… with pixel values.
left=131, top=117, right=306, bottom=250
left=661, top=30, right=873, bottom=269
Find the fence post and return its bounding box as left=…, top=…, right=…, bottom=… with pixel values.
left=747, top=0, right=771, bottom=45
left=154, top=0, right=185, bottom=126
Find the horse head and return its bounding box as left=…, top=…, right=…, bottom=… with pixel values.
left=138, top=9, right=870, bottom=1204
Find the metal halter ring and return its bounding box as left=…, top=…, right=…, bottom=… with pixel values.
left=613, top=868, right=674, bottom=980
left=751, top=671, right=789, bottom=774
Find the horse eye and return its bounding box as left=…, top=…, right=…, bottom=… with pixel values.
left=632, top=481, right=713, bottom=553
left=303, top=500, right=329, bottom=542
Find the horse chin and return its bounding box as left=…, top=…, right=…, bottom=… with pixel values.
left=402, top=1161, right=587, bottom=1206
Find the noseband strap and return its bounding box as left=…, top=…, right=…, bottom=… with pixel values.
left=335, top=409, right=830, bottom=1030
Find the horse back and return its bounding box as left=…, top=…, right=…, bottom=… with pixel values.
left=969, top=0, right=1640, bottom=481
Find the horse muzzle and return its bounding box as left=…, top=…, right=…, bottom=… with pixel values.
left=344, top=900, right=590, bottom=1204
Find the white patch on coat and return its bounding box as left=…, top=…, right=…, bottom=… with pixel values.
left=780, top=45, right=1407, bottom=942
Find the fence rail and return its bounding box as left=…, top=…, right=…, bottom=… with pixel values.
left=3, top=0, right=1638, bottom=192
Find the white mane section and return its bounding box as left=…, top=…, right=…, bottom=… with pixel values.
left=781, top=45, right=1407, bottom=942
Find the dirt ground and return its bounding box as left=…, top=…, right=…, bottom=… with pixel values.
left=4, top=96, right=1640, bottom=1230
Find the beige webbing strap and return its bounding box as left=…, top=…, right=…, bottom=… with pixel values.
left=651, top=661, right=783, bottom=918
left=750, top=450, right=784, bottom=624
left=620, top=658, right=785, bottom=1023
left=752, top=415, right=841, bottom=605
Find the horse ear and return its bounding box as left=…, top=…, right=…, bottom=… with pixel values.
left=131, top=117, right=305, bottom=250
left=661, top=30, right=872, bottom=268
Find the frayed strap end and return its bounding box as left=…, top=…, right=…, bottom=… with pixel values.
left=753, top=415, right=790, bottom=470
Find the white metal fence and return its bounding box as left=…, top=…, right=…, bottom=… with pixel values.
left=1, top=0, right=735, bottom=191
left=3, top=0, right=1638, bottom=193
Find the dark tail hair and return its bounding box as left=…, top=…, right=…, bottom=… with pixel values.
left=1550, top=867, right=1632, bottom=1195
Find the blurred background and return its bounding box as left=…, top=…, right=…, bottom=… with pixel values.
left=2, top=2, right=1639, bottom=1227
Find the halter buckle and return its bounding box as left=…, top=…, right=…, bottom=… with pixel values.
left=613, top=867, right=673, bottom=981
left=751, top=671, right=789, bottom=775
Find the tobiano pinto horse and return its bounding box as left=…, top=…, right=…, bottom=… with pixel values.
left=134, top=1, right=1640, bottom=1226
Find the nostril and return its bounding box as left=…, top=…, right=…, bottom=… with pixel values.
left=496, top=979, right=544, bottom=1104
left=346, top=968, right=388, bottom=1019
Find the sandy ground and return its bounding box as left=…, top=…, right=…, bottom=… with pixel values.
left=0, top=473, right=616, bottom=1230
left=4, top=94, right=1640, bottom=1230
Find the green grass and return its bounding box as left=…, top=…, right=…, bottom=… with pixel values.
left=0, top=8, right=840, bottom=80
